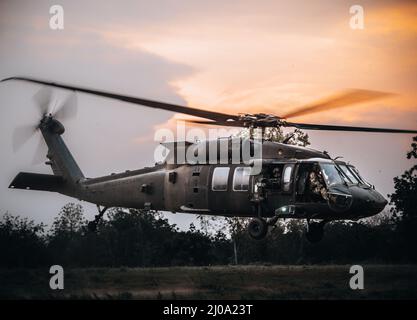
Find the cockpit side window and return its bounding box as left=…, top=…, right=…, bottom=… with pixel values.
left=320, top=163, right=343, bottom=186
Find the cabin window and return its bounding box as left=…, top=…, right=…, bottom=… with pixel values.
left=282, top=165, right=293, bottom=192
left=212, top=167, right=230, bottom=191
left=233, top=167, right=251, bottom=191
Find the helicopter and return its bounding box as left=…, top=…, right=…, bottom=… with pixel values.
left=3, top=76, right=417, bottom=242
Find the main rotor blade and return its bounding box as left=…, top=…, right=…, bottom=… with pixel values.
left=285, top=122, right=417, bottom=133
left=180, top=119, right=246, bottom=127
left=282, top=89, right=393, bottom=119
left=54, top=92, right=78, bottom=120
left=12, top=124, right=37, bottom=152
left=32, top=86, right=53, bottom=117
left=2, top=77, right=238, bottom=122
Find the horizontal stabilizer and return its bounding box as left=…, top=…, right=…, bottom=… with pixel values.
left=9, top=172, right=64, bottom=192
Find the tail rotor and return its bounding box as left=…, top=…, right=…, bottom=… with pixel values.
left=12, top=87, right=78, bottom=164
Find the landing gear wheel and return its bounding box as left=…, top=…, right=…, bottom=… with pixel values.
left=248, top=218, right=268, bottom=240
left=87, top=205, right=108, bottom=233
left=305, top=221, right=325, bottom=243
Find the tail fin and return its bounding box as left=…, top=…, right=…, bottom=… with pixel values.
left=41, top=126, right=84, bottom=184
left=9, top=127, right=83, bottom=193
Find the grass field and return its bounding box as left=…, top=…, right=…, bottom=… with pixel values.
left=1, top=265, right=416, bottom=299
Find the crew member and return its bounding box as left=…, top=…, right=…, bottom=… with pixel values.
left=309, top=167, right=329, bottom=201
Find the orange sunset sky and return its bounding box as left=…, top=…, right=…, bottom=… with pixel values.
left=100, top=0, right=417, bottom=128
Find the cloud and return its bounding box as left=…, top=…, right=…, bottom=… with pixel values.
left=97, top=0, right=417, bottom=129
left=366, top=2, right=417, bottom=38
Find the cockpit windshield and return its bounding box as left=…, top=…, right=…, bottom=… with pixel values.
left=338, top=164, right=360, bottom=184
left=349, top=166, right=372, bottom=187
left=319, top=163, right=344, bottom=186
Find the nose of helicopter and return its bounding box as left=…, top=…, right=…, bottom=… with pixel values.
left=367, top=191, right=388, bottom=213
left=347, top=187, right=388, bottom=217
left=360, top=188, right=388, bottom=215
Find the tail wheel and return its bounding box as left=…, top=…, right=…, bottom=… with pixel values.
left=248, top=218, right=268, bottom=240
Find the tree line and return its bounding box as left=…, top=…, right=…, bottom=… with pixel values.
left=1, top=204, right=416, bottom=268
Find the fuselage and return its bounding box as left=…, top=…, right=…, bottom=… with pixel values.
left=63, top=141, right=387, bottom=221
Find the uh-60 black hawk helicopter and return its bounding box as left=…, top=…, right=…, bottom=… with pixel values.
left=4, top=77, right=417, bottom=242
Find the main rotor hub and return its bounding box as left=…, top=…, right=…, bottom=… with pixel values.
left=238, top=113, right=285, bottom=128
